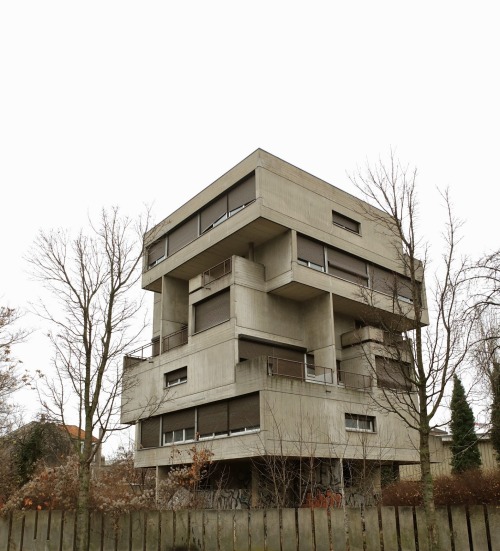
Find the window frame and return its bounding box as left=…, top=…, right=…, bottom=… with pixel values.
left=164, top=366, right=188, bottom=388
left=332, top=210, right=361, bottom=234
left=345, top=413, right=376, bottom=433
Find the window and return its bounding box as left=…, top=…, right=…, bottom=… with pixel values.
left=332, top=210, right=360, bottom=234
left=327, top=248, right=368, bottom=285
left=162, top=409, right=195, bottom=445
left=345, top=413, right=375, bottom=432
left=200, top=173, right=256, bottom=233
left=297, top=235, right=325, bottom=271
left=140, top=417, right=161, bottom=448
left=229, top=393, right=260, bottom=434
left=375, top=356, right=412, bottom=391
left=147, top=238, right=166, bottom=267
left=164, top=367, right=187, bottom=388
left=194, top=290, right=230, bottom=333
left=167, top=216, right=199, bottom=256
left=370, top=266, right=414, bottom=303
left=197, top=393, right=260, bottom=439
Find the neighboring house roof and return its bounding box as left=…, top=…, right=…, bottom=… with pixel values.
left=59, top=424, right=99, bottom=443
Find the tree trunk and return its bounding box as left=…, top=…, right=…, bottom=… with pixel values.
left=76, top=433, right=93, bottom=551
left=420, top=427, right=438, bottom=551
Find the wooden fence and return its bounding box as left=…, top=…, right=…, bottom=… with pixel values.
left=0, top=505, right=498, bottom=550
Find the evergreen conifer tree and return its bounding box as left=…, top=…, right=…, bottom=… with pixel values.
left=450, top=375, right=482, bottom=473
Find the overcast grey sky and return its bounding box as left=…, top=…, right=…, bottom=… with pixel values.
left=1, top=2, right=499, bottom=450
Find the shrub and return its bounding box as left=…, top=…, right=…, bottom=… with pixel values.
left=382, top=469, right=500, bottom=506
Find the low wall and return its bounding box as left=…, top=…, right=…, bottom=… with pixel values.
left=0, top=505, right=497, bottom=550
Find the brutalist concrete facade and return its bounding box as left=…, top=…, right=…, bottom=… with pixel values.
left=121, top=149, right=427, bottom=506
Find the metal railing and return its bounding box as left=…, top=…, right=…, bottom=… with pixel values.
left=162, top=326, right=188, bottom=352
left=267, top=357, right=334, bottom=384
left=337, top=369, right=372, bottom=390
left=203, top=258, right=232, bottom=286
left=124, top=341, right=159, bottom=366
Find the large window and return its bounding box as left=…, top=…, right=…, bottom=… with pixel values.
left=297, top=234, right=416, bottom=302
left=162, top=409, right=195, bottom=445
left=332, top=210, right=360, bottom=234
left=327, top=248, right=368, bottom=285
left=198, top=393, right=260, bottom=439
left=146, top=173, right=255, bottom=266
left=194, top=290, right=230, bottom=333
left=345, top=413, right=375, bottom=432
left=375, top=356, right=412, bottom=391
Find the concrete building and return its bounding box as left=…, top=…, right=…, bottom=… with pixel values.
left=121, top=149, right=427, bottom=507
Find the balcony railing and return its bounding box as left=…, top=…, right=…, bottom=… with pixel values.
left=267, top=357, right=334, bottom=384
left=337, top=369, right=372, bottom=391
left=162, top=326, right=188, bottom=353
left=203, top=258, right=232, bottom=286
left=124, top=341, right=158, bottom=367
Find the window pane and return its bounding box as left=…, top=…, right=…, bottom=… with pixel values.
left=332, top=211, right=360, bottom=233
left=297, top=235, right=325, bottom=267
left=174, top=429, right=184, bottom=442
left=194, top=290, right=230, bottom=333
left=185, top=427, right=195, bottom=440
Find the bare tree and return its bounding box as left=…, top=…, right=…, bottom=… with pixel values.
left=468, top=306, right=500, bottom=461
left=27, top=207, right=150, bottom=551
left=0, top=306, right=30, bottom=434
left=349, top=153, right=469, bottom=551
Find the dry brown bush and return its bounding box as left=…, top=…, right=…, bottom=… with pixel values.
left=382, top=469, right=500, bottom=506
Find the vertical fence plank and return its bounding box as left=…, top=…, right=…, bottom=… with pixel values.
left=101, top=514, right=118, bottom=551
left=190, top=510, right=204, bottom=551
left=21, top=510, right=37, bottom=551
left=281, top=508, right=297, bottom=551
left=313, top=508, right=330, bottom=551
left=204, top=510, right=218, bottom=551
left=0, top=514, right=10, bottom=551
left=161, top=510, right=174, bottom=551
left=249, top=509, right=264, bottom=551
left=88, top=511, right=103, bottom=551
left=297, top=508, right=313, bottom=551
left=364, top=507, right=381, bottom=551
left=115, top=512, right=131, bottom=551
left=61, top=511, right=76, bottom=551
left=435, top=508, right=452, bottom=551
left=48, top=511, right=63, bottom=551
left=347, top=508, right=363, bottom=551
left=414, top=508, right=429, bottom=551
left=35, top=510, right=51, bottom=551
left=381, top=506, right=398, bottom=551
left=265, top=509, right=280, bottom=551
left=398, top=507, right=416, bottom=551
left=233, top=510, right=249, bottom=551
left=175, top=510, right=190, bottom=550
left=487, top=506, right=500, bottom=551
left=469, top=505, right=488, bottom=551
left=145, top=511, right=160, bottom=551
left=219, top=511, right=233, bottom=551
left=330, top=508, right=346, bottom=551
left=9, top=512, right=25, bottom=551
left=450, top=506, right=469, bottom=551
left=131, top=511, right=145, bottom=551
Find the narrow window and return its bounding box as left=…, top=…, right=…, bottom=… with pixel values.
left=332, top=210, right=360, bottom=234
left=140, top=417, right=161, bottom=448
left=164, top=366, right=187, bottom=388
left=147, top=237, right=166, bottom=267
left=229, top=393, right=260, bottom=434
left=167, top=216, right=199, bottom=256
left=297, top=235, right=325, bottom=272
